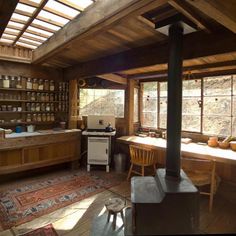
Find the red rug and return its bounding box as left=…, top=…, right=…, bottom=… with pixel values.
left=0, top=170, right=123, bottom=230
left=21, top=224, right=58, bottom=236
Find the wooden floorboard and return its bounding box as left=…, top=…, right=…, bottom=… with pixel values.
left=0, top=167, right=235, bottom=235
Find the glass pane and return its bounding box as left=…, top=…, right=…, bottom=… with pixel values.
left=67, top=0, right=93, bottom=10
left=16, top=3, right=36, bottom=14
left=182, top=97, right=201, bottom=115
left=183, top=79, right=201, bottom=97
left=159, top=97, right=167, bottom=114
left=159, top=114, right=167, bottom=129
left=33, top=19, right=61, bottom=31
left=232, top=117, right=236, bottom=136
left=79, top=89, right=124, bottom=117
left=160, top=82, right=167, bottom=97
left=204, top=75, right=232, bottom=96
left=143, top=98, right=157, bottom=112
left=142, top=82, right=157, bottom=97
left=203, top=116, right=231, bottom=136
left=233, top=75, right=236, bottom=95
left=28, top=26, right=53, bottom=37
left=16, top=42, right=37, bottom=49
left=203, top=96, right=231, bottom=115
left=233, top=96, right=236, bottom=116
left=0, top=38, right=13, bottom=44
left=39, top=10, right=69, bottom=25
left=134, top=88, right=139, bottom=123
left=11, top=13, right=29, bottom=22
left=8, top=21, right=24, bottom=29
left=142, top=112, right=157, bottom=128
left=182, top=115, right=201, bottom=132
left=2, top=34, right=16, bottom=39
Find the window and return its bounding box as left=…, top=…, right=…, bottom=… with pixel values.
left=140, top=75, right=235, bottom=136
left=79, top=89, right=125, bottom=118
left=141, top=82, right=158, bottom=128
left=134, top=87, right=139, bottom=123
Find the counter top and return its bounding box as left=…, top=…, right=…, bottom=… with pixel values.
left=82, top=130, right=116, bottom=136
left=5, top=129, right=81, bottom=139
left=117, top=136, right=236, bottom=165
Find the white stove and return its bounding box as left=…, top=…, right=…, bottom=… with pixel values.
left=82, top=115, right=116, bottom=172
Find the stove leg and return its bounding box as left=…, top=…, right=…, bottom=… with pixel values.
left=87, top=164, right=90, bottom=172
left=106, top=165, right=109, bottom=172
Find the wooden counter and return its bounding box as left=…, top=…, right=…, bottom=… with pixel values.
left=116, top=136, right=236, bottom=182
left=0, top=129, right=81, bottom=174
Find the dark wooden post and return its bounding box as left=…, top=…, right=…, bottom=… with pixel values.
left=165, top=23, right=183, bottom=179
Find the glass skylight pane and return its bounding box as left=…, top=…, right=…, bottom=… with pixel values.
left=32, top=19, right=61, bottom=31
left=19, top=37, right=42, bottom=45
left=11, top=13, right=29, bottom=22
left=8, top=21, right=24, bottom=29
left=39, top=10, right=69, bottom=25
left=28, top=26, right=53, bottom=36
left=46, top=0, right=79, bottom=18
left=68, top=0, right=93, bottom=10
left=4, top=28, right=20, bottom=34
left=16, top=42, right=37, bottom=49
left=16, top=3, right=36, bottom=14
left=0, top=38, right=14, bottom=44
left=30, top=0, right=42, bottom=3
left=23, top=32, right=47, bottom=40
left=2, top=34, right=16, bottom=39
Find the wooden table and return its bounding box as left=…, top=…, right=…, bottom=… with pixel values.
left=116, top=136, right=236, bottom=165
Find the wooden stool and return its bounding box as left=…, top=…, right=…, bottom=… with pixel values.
left=105, top=197, right=125, bottom=230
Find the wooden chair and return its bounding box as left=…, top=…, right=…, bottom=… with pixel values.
left=127, top=145, right=157, bottom=180
left=181, top=157, right=220, bottom=212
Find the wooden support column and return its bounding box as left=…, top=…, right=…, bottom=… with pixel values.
left=165, top=23, right=183, bottom=179
left=68, top=79, right=78, bottom=129
left=125, top=79, right=135, bottom=135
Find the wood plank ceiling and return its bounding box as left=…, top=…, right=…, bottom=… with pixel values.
left=0, top=0, right=236, bottom=82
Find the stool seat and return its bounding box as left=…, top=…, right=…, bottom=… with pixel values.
left=105, top=198, right=125, bottom=230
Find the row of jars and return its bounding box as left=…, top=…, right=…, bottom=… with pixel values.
left=59, top=82, right=69, bottom=91
left=26, top=92, right=55, bottom=102
left=26, top=103, right=54, bottom=112
left=0, top=105, right=22, bottom=111
left=26, top=78, right=55, bottom=91
left=0, top=93, right=21, bottom=100
left=26, top=113, right=55, bottom=122
left=0, top=75, right=22, bottom=89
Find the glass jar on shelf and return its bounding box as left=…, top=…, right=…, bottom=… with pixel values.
left=58, top=102, right=62, bottom=111
left=0, top=75, right=3, bottom=88
left=38, top=79, right=44, bottom=90
left=42, top=113, right=47, bottom=122
left=26, top=92, right=31, bottom=100
left=50, top=93, right=54, bottom=101
left=32, top=113, right=37, bottom=122
left=31, top=92, right=36, bottom=101
left=37, top=114, right=42, bottom=122
left=16, top=76, right=22, bottom=89
left=36, top=103, right=41, bottom=112
left=45, top=93, right=49, bottom=102
left=49, top=80, right=55, bottom=91
left=26, top=114, right=31, bottom=122
left=36, top=92, right=41, bottom=101
left=41, top=103, right=46, bottom=112
left=46, top=113, right=51, bottom=121
left=50, top=103, right=54, bottom=112
left=59, top=82, right=62, bottom=91
left=50, top=113, right=55, bottom=121
left=26, top=103, right=31, bottom=111
left=0, top=92, right=3, bottom=100
left=26, top=78, right=32, bottom=90
left=41, top=93, right=45, bottom=102
left=10, top=76, right=16, bottom=88
left=3, top=75, right=10, bottom=88
left=46, top=103, right=50, bottom=112
left=44, top=80, right=49, bottom=90
left=33, top=78, right=38, bottom=90
left=31, top=103, right=36, bottom=112
left=17, top=93, right=21, bottom=100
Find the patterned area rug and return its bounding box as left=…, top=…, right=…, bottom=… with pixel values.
left=0, top=170, right=123, bottom=230
left=13, top=223, right=58, bottom=236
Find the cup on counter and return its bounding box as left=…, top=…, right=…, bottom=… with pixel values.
left=15, top=126, right=22, bottom=133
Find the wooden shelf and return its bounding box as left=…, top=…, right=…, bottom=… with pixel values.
left=0, top=111, right=67, bottom=113
left=0, top=88, right=68, bottom=93
left=0, top=121, right=57, bottom=126
left=0, top=100, right=63, bottom=103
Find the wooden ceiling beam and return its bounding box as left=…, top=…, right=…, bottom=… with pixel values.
left=64, top=31, right=236, bottom=80
left=128, top=60, right=236, bottom=79
left=12, top=0, right=49, bottom=46
left=168, top=0, right=210, bottom=32
left=55, top=0, right=83, bottom=12
left=186, top=0, right=236, bottom=33
left=0, top=0, right=19, bottom=37
left=32, top=0, right=168, bottom=64
left=97, top=73, right=127, bottom=85
left=43, top=6, right=73, bottom=20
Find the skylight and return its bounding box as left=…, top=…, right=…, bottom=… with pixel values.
left=0, top=0, right=96, bottom=50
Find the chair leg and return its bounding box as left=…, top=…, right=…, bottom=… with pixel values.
left=127, top=164, right=133, bottom=180
left=107, top=211, right=111, bottom=223
left=209, top=182, right=215, bottom=212
left=113, top=213, right=117, bottom=230
left=141, top=165, right=144, bottom=176
left=120, top=210, right=124, bottom=223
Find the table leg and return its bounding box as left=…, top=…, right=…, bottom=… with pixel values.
left=113, top=213, right=117, bottom=230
